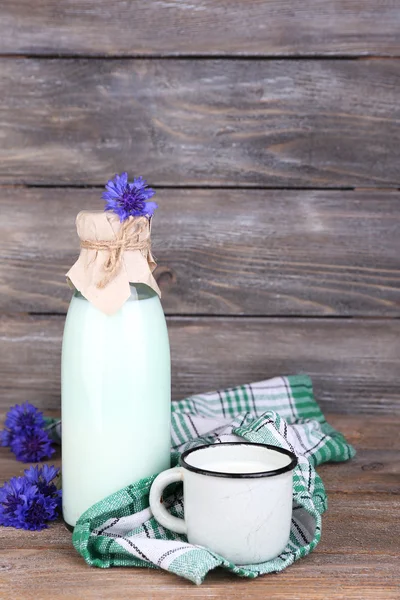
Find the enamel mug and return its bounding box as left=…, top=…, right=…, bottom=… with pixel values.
left=149, top=442, right=298, bottom=564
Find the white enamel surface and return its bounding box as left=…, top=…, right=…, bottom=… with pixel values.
left=185, top=443, right=292, bottom=472
left=150, top=444, right=294, bottom=565
left=149, top=467, right=187, bottom=534
left=199, top=460, right=270, bottom=473
left=62, top=288, right=171, bottom=527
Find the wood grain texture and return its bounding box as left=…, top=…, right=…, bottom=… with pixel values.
left=1, top=415, right=398, bottom=495
left=1, top=417, right=399, bottom=599
left=1, top=416, right=399, bottom=597
left=0, top=546, right=398, bottom=600
left=0, top=494, right=399, bottom=555
left=1, top=187, right=399, bottom=316
left=0, top=4, right=398, bottom=596
left=1, top=59, right=400, bottom=186
left=1, top=451, right=398, bottom=496
left=1, top=419, right=399, bottom=598
left=1, top=314, right=399, bottom=414
left=1, top=1, right=400, bottom=57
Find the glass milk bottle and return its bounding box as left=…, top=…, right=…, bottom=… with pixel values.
left=62, top=206, right=170, bottom=528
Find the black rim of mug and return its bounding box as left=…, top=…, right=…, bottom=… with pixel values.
left=179, top=442, right=298, bottom=479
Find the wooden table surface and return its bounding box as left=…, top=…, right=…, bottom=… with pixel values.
left=1, top=414, right=399, bottom=600
left=1, top=2, right=400, bottom=598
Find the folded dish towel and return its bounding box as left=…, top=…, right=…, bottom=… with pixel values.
left=50, top=375, right=355, bottom=584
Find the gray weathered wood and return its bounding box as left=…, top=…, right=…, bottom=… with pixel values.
left=1, top=416, right=400, bottom=592
left=0, top=489, right=398, bottom=555
left=1, top=414, right=399, bottom=495
left=0, top=59, right=399, bottom=186
left=0, top=546, right=398, bottom=599
left=1, top=187, right=399, bottom=316
left=0, top=314, right=398, bottom=414
left=1, top=413, right=399, bottom=597
left=1, top=409, right=399, bottom=598
left=1, top=1, right=400, bottom=57
left=0, top=486, right=399, bottom=597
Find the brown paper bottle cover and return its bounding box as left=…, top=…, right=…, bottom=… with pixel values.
left=66, top=211, right=161, bottom=315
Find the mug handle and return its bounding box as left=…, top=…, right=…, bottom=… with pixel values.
left=149, top=467, right=187, bottom=534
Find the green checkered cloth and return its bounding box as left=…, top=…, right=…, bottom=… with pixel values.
left=47, top=375, right=355, bottom=584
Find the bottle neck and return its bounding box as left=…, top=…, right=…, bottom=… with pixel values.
left=128, top=283, right=158, bottom=301
left=74, top=283, right=157, bottom=302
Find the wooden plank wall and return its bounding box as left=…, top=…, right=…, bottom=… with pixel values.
left=0, top=1, right=399, bottom=415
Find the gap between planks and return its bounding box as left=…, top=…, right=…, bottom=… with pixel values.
left=0, top=54, right=400, bottom=60
left=16, top=313, right=400, bottom=320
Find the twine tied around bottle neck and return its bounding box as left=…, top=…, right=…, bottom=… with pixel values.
left=80, top=218, right=151, bottom=289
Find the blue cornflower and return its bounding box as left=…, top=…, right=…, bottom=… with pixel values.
left=5, top=402, right=45, bottom=434
left=0, top=428, right=12, bottom=447
left=24, top=464, right=59, bottom=494
left=15, top=491, right=58, bottom=531
left=0, top=466, right=60, bottom=530
left=1, top=403, right=55, bottom=463
left=0, top=477, right=38, bottom=528
left=102, top=172, right=158, bottom=222
left=10, top=428, right=55, bottom=463
left=24, top=465, right=61, bottom=508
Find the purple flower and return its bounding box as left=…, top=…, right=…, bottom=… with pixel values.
left=1, top=403, right=55, bottom=463
left=0, top=466, right=60, bottom=530
left=15, top=491, right=58, bottom=531
left=5, top=402, right=45, bottom=434
left=0, top=428, right=12, bottom=447
left=24, top=465, right=61, bottom=508
left=10, top=428, right=55, bottom=463
left=102, top=172, right=158, bottom=222
left=0, top=477, right=38, bottom=528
